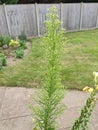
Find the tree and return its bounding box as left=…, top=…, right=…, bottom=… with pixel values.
left=0, top=0, right=19, bottom=4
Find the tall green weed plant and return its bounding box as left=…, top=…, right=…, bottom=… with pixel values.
left=30, top=6, right=67, bottom=130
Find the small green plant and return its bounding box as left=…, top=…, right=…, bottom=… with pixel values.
left=0, top=35, right=11, bottom=47
left=18, top=32, right=27, bottom=41
left=71, top=72, right=98, bottom=130
left=0, top=53, right=7, bottom=70
left=9, top=39, right=20, bottom=48
left=19, top=40, right=27, bottom=49
left=14, top=49, right=24, bottom=58
left=30, top=6, right=67, bottom=130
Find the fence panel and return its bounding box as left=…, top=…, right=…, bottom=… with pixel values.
left=81, top=3, right=98, bottom=29
left=6, top=4, right=37, bottom=37
left=0, top=3, right=98, bottom=37
left=62, top=3, right=81, bottom=31
left=0, top=5, right=9, bottom=35
left=38, top=4, right=60, bottom=35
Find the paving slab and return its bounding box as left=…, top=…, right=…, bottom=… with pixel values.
left=0, top=87, right=6, bottom=110
left=62, top=90, right=89, bottom=108
left=0, top=87, right=31, bottom=120
left=0, top=87, right=98, bottom=130
left=0, top=116, right=32, bottom=130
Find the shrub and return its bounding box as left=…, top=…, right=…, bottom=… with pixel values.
left=30, top=6, right=67, bottom=130
left=14, top=49, right=24, bottom=58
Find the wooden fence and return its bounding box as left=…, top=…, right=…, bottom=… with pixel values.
left=0, top=3, right=98, bottom=37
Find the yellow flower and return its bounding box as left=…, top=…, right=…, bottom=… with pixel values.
left=9, top=39, right=20, bottom=47
left=88, top=88, right=94, bottom=93
left=96, top=86, right=98, bottom=90
left=83, top=86, right=94, bottom=93
left=83, top=86, right=90, bottom=92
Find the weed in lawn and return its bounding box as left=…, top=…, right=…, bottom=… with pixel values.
left=30, top=6, right=66, bottom=130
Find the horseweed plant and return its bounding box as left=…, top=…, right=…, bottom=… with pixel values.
left=30, top=6, right=67, bottom=130
left=71, top=72, right=98, bottom=130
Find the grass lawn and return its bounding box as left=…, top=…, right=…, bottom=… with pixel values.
left=0, top=29, right=98, bottom=90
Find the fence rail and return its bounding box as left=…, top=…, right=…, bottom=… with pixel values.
left=0, top=3, right=98, bottom=37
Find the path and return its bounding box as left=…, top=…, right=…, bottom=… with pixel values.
left=0, top=87, right=98, bottom=130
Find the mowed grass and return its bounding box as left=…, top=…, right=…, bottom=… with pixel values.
left=0, top=29, right=98, bottom=89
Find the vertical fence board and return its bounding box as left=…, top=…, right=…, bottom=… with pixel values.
left=0, top=5, right=8, bottom=35
left=81, top=3, right=98, bottom=29
left=62, top=3, right=81, bottom=31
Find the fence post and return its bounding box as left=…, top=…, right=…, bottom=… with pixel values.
left=35, top=3, right=40, bottom=37
left=96, top=8, right=98, bottom=28
left=79, top=2, right=83, bottom=30
left=3, top=4, right=11, bottom=36
left=60, top=3, right=62, bottom=21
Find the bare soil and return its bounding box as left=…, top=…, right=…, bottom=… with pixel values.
left=6, top=42, right=31, bottom=66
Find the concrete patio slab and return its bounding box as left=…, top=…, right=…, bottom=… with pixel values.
left=0, top=87, right=98, bottom=130
left=0, top=87, right=31, bottom=120
left=0, top=116, right=32, bottom=130
left=0, top=87, right=6, bottom=110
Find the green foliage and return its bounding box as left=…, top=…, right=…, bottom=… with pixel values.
left=18, top=32, right=27, bottom=41
left=71, top=73, right=98, bottom=130
left=71, top=92, right=96, bottom=130
left=0, top=0, right=19, bottom=4
left=19, top=40, right=27, bottom=49
left=9, top=39, right=20, bottom=48
left=0, top=53, right=7, bottom=70
left=30, top=6, right=66, bottom=130
left=0, top=35, right=11, bottom=47
left=14, top=49, right=24, bottom=58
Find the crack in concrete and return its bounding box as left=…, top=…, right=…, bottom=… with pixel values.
left=0, top=114, right=32, bottom=121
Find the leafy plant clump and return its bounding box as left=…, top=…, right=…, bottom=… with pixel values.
left=0, top=35, right=11, bottom=48
left=19, top=40, right=27, bottom=49
left=9, top=39, right=20, bottom=48
left=14, top=48, right=24, bottom=58
left=30, top=6, right=67, bottom=130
